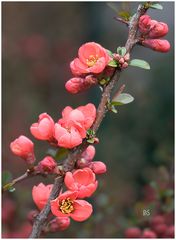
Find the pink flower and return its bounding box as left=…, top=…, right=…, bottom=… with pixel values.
left=64, top=168, right=98, bottom=198
left=142, top=229, right=157, bottom=238
left=30, top=113, right=55, bottom=141
left=54, top=104, right=96, bottom=149
left=32, top=183, right=53, bottom=210
left=125, top=227, right=142, bottom=238
left=142, top=39, right=170, bottom=52
left=139, top=15, right=152, bottom=34
left=54, top=123, right=83, bottom=149
left=88, top=161, right=107, bottom=175
left=65, top=75, right=97, bottom=94
left=70, top=42, right=110, bottom=76
left=50, top=217, right=70, bottom=232
left=148, top=21, right=169, bottom=38
left=10, top=135, right=35, bottom=164
left=38, top=156, right=57, bottom=173
left=50, top=191, right=93, bottom=222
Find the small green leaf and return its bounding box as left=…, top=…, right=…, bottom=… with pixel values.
left=111, top=106, right=118, bottom=113
left=150, top=3, right=163, bottom=10
left=87, top=138, right=95, bottom=144
left=9, top=186, right=16, bottom=192
left=107, top=50, right=114, bottom=58
left=108, top=60, right=118, bottom=67
left=55, top=148, right=68, bottom=161
left=2, top=171, right=12, bottom=185
left=129, top=59, right=150, bottom=70
left=112, top=93, right=134, bottom=105
left=118, top=11, right=131, bottom=21
left=99, top=79, right=107, bottom=85
left=117, top=47, right=126, bottom=56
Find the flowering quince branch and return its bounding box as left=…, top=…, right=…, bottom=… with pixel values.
left=3, top=2, right=171, bottom=238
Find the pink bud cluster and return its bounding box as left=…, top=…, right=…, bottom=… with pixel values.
left=113, top=53, right=130, bottom=69
left=139, top=15, right=170, bottom=52
left=65, top=42, right=111, bottom=94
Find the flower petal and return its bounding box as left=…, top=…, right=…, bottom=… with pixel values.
left=71, top=200, right=93, bottom=222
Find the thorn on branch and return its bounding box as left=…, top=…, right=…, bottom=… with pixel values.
left=114, top=17, right=129, bottom=26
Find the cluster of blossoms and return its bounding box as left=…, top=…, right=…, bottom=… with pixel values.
left=139, top=15, right=170, bottom=52
left=65, top=42, right=115, bottom=94
left=10, top=110, right=106, bottom=231
left=31, top=145, right=106, bottom=231
left=124, top=176, right=174, bottom=239
left=125, top=214, right=174, bottom=238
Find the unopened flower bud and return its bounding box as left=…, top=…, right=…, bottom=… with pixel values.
left=30, top=113, right=55, bottom=141
left=38, top=156, right=57, bottom=173
left=50, top=217, right=70, bottom=232
left=150, top=215, right=165, bottom=226
left=139, top=15, right=152, bottom=34
left=142, top=39, right=170, bottom=53
left=65, top=75, right=97, bottom=94
left=142, top=229, right=157, bottom=238
left=10, top=135, right=35, bottom=164
left=88, top=161, right=107, bottom=175
left=149, top=21, right=168, bottom=38
left=94, top=137, right=99, bottom=144
left=153, top=223, right=167, bottom=236
left=119, top=58, right=125, bottom=64
left=77, top=145, right=96, bottom=168
left=124, top=53, right=130, bottom=62
left=125, top=227, right=142, bottom=238
left=164, top=225, right=174, bottom=238
left=82, top=145, right=96, bottom=162
left=113, top=53, right=121, bottom=61
left=121, top=62, right=128, bottom=69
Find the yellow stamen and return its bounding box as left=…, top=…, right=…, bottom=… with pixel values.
left=60, top=198, right=74, bottom=214
left=86, top=54, right=98, bottom=67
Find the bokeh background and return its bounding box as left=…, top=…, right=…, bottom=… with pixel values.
left=2, top=2, right=174, bottom=238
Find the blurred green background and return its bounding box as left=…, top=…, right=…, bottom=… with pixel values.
left=2, top=2, right=174, bottom=238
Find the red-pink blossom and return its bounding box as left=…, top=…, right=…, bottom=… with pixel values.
left=30, top=113, right=55, bottom=141
left=70, top=42, right=110, bottom=76
left=125, top=227, right=142, bottom=238
left=139, top=15, right=152, bottom=34
left=38, top=156, right=57, bottom=173
left=50, top=217, right=70, bottom=232
left=32, top=183, right=53, bottom=210
left=55, top=104, right=96, bottom=149
left=164, top=225, right=174, bottom=238
left=50, top=191, right=93, bottom=222
left=149, top=21, right=169, bottom=38
left=54, top=123, right=83, bottom=149
left=142, top=229, right=157, bottom=238
left=10, top=135, right=35, bottom=164
left=65, top=75, right=97, bottom=94
left=88, top=161, right=107, bottom=175
left=142, top=39, right=170, bottom=52
left=64, top=168, right=98, bottom=198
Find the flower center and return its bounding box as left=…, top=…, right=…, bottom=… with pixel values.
left=86, top=55, right=98, bottom=67
left=60, top=198, right=74, bottom=214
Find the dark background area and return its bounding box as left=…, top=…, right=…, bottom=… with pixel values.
left=2, top=2, right=174, bottom=238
